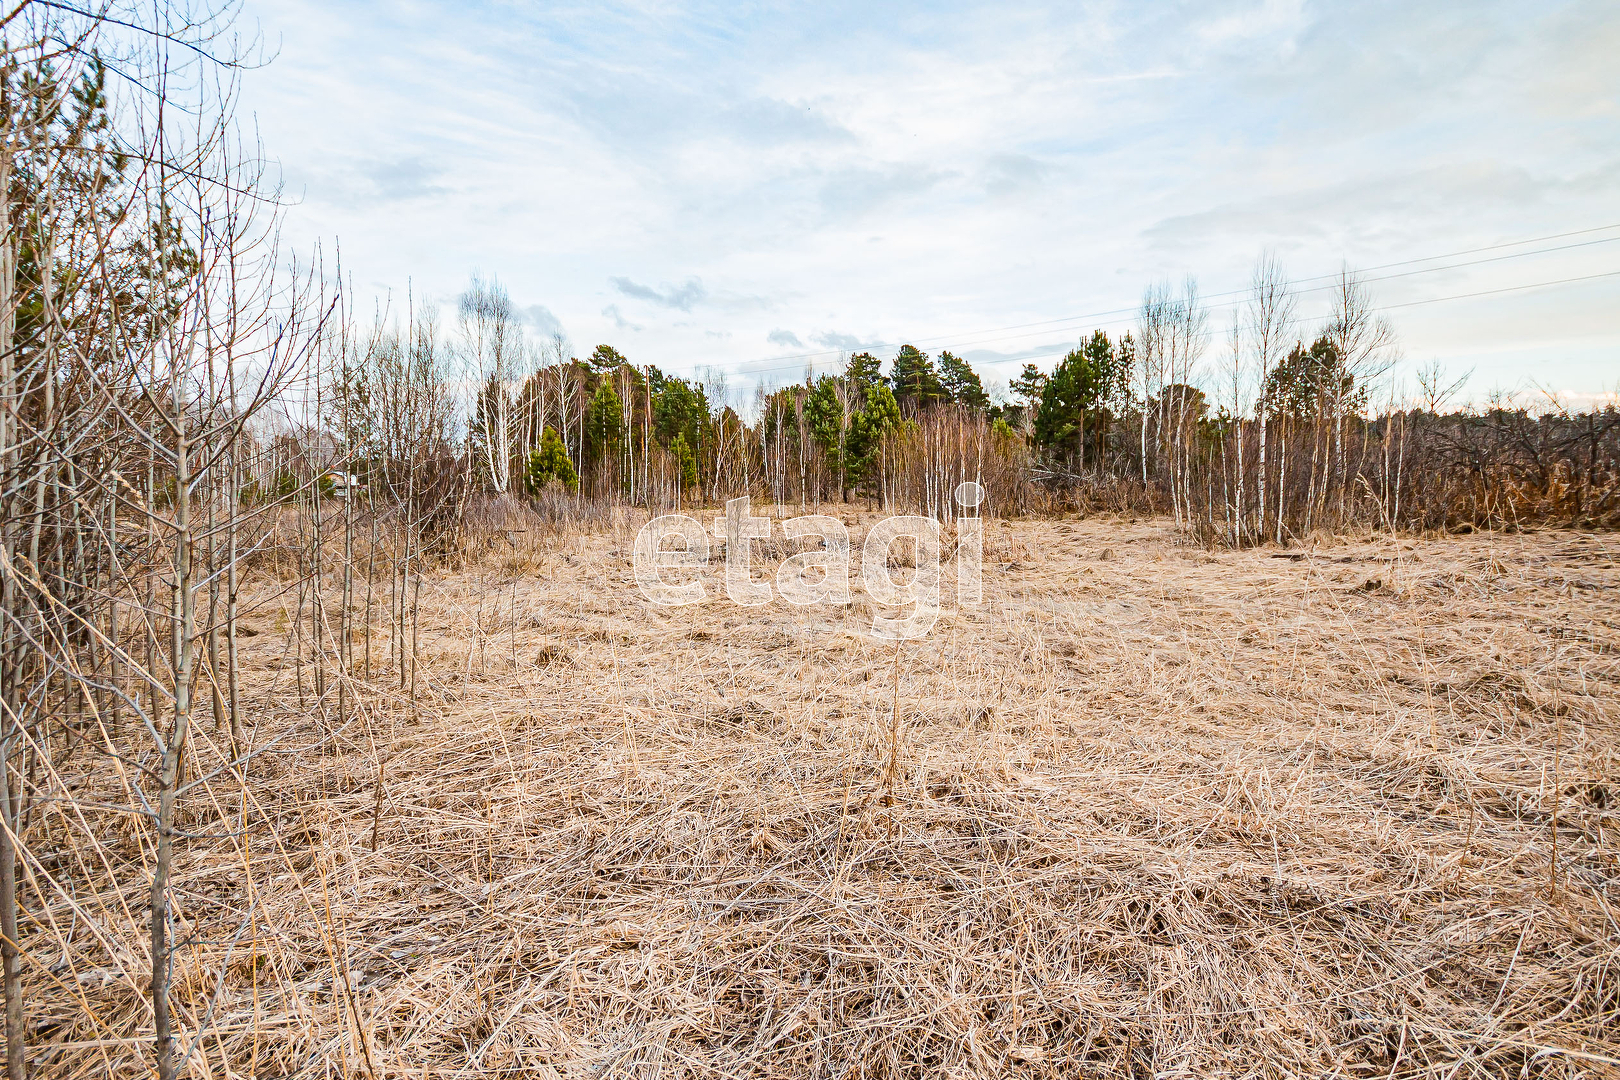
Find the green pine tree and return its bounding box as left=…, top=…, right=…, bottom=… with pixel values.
left=937, top=350, right=989, bottom=409
left=1260, top=335, right=1361, bottom=421
left=845, top=351, right=883, bottom=392
left=525, top=426, right=579, bottom=494
left=803, top=375, right=845, bottom=479
left=1033, top=332, right=1123, bottom=462
left=653, top=376, right=708, bottom=449
left=589, top=344, right=628, bottom=374
left=1010, top=362, right=1047, bottom=406
left=585, top=379, right=624, bottom=463
left=889, top=344, right=945, bottom=408
left=844, top=383, right=902, bottom=491
left=671, top=432, right=698, bottom=490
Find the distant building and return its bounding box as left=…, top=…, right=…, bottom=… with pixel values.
left=320, top=471, right=365, bottom=496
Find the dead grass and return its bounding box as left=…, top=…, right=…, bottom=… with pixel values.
left=21, top=513, right=1620, bottom=1077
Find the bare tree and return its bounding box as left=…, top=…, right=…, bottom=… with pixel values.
left=1166, top=277, right=1209, bottom=529
left=1323, top=267, right=1399, bottom=522
left=1136, top=282, right=1172, bottom=486
left=460, top=273, right=521, bottom=494
left=0, top=8, right=333, bottom=1076
left=1246, top=252, right=1296, bottom=542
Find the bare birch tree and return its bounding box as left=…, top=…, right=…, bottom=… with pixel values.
left=460, top=273, right=521, bottom=494
left=1246, top=252, right=1296, bottom=542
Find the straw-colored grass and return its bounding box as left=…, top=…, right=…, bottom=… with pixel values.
left=24, top=513, right=1620, bottom=1077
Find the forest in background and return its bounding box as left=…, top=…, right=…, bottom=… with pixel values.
left=288, top=263, right=1619, bottom=548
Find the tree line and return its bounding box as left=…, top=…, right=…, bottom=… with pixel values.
left=323, top=258, right=1617, bottom=543
left=1004, top=262, right=1618, bottom=539
left=326, top=285, right=1028, bottom=521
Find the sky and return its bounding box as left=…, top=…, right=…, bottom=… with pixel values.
left=235, top=0, right=1619, bottom=407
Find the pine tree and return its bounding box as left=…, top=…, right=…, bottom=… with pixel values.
left=845, top=351, right=883, bottom=392
left=1033, top=350, right=1089, bottom=453
left=1010, top=362, right=1047, bottom=405
left=937, top=350, right=989, bottom=409
left=844, top=384, right=901, bottom=491
left=889, top=344, right=944, bottom=408
left=589, top=344, right=628, bottom=374
left=671, top=432, right=698, bottom=490
left=524, top=426, right=579, bottom=494
left=1033, top=332, right=1122, bottom=462
left=585, top=379, right=624, bottom=462
left=1260, top=335, right=1360, bottom=421
left=653, top=376, right=707, bottom=449
left=804, top=376, right=845, bottom=479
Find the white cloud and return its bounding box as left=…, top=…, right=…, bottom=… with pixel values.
left=520, top=304, right=566, bottom=339
left=236, top=0, right=1620, bottom=396
left=811, top=331, right=866, bottom=351
left=612, top=277, right=708, bottom=311
left=601, top=304, right=641, bottom=332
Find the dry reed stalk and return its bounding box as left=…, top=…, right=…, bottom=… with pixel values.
left=17, top=513, right=1620, bottom=1078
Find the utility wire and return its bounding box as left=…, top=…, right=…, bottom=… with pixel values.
left=908, top=238, right=1620, bottom=358
left=695, top=228, right=1620, bottom=381
left=855, top=235, right=1620, bottom=361
left=1380, top=269, right=1620, bottom=311
left=923, top=269, right=1620, bottom=377
left=797, top=221, right=1620, bottom=364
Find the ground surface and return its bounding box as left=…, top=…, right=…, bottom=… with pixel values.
left=40, top=514, right=1620, bottom=1077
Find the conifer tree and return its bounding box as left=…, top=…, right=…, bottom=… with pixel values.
left=586, top=379, right=624, bottom=462
left=844, top=383, right=902, bottom=491
left=845, top=351, right=883, bottom=392
left=804, top=376, right=843, bottom=465
left=1033, top=332, right=1123, bottom=462
left=937, top=350, right=989, bottom=409
left=889, top=344, right=944, bottom=408
left=1011, top=362, right=1047, bottom=405
left=524, top=426, right=579, bottom=494
left=589, top=344, right=628, bottom=374
left=1260, top=335, right=1359, bottom=421
left=672, top=432, right=698, bottom=490
left=653, top=376, right=707, bottom=449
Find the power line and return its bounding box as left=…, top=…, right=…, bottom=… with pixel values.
left=1317, top=222, right=1620, bottom=274
left=698, top=226, right=1620, bottom=382
left=934, top=222, right=1620, bottom=352
left=918, top=236, right=1620, bottom=356
left=1379, top=269, right=1620, bottom=311
left=720, top=265, right=1619, bottom=388
left=948, top=269, right=1620, bottom=376
left=867, top=235, right=1619, bottom=361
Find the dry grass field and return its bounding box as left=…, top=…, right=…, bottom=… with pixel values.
left=37, top=513, right=1620, bottom=1078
